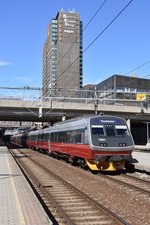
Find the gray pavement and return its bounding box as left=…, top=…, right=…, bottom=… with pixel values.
left=0, top=147, right=51, bottom=225
left=132, top=149, right=150, bottom=173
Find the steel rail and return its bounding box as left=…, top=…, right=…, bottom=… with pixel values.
left=11, top=148, right=130, bottom=225
left=99, top=173, right=150, bottom=196
left=10, top=149, right=75, bottom=225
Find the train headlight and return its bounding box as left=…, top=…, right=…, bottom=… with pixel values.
left=119, top=143, right=126, bottom=147
left=99, top=143, right=108, bottom=147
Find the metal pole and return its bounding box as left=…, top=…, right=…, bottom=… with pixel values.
left=39, top=97, right=42, bottom=118
left=143, top=121, right=149, bottom=144
left=147, top=122, right=149, bottom=143
left=94, top=87, right=98, bottom=114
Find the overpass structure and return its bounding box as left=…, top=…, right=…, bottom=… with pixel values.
left=0, top=86, right=150, bottom=145
left=0, top=94, right=149, bottom=122
left=0, top=86, right=150, bottom=122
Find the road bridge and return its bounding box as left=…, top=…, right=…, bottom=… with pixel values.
left=0, top=96, right=149, bottom=122
left=0, top=94, right=150, bottom=131
left=0, top=87, right=150, bottom=145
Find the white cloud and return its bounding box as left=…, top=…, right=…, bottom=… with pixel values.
left=0, top=60, right=11, bottom=66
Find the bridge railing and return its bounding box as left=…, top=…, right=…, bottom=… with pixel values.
left=0, top=87, right=148, bottom=108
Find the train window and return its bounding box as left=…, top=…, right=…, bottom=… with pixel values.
left=51, top=132, right=58, bottom=141
left=105, top=125, right=115, bottom=136
left=43, top=133, right=49, bottom=142
left=51, top=129, right=87, bottom=144
left=34, top=135, right=37, bottom=141
left=58, top=132, right=66, bottom=142
left=66, top=130, right=83, bottom=143
left=66, top=131, right=71, bottom=142
left=74, top=133, right=81, bottom=143
left=69, top=130, right=82, bottom=143
left=32, top=135, right=36, bottom=141
left=38, top=134, right=42, bottom=142
left=115, top=125, right=128, bottom=136
left=91, top=125, right=104, bottom=136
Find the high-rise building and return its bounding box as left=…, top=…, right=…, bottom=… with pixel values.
left=42, top=10, right=83, bottom=97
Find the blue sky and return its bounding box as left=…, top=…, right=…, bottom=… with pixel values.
left=0, top=0, right=150, bottom=88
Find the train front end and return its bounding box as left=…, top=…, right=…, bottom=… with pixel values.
left=86, top=116, right=134, bottom=172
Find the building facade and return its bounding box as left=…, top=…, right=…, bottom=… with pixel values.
left=96, top=74, right=150, bottom=100
left=42, top=10, right=83, bottom=97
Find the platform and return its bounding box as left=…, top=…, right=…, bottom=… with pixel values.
left=134, top=144, right=150, bottom=151
left=132, top=150, right=150, bottom=173
left=0, top=147, right=51, bottom=225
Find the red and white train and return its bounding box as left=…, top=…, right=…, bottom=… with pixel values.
left=11, top=115, right=135, bottom=172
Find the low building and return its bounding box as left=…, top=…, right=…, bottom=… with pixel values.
left=96, top=74, right=150, bottom=100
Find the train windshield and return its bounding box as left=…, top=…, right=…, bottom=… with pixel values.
left=115, top=125, right=128, bottom=136
left=91, top=124, right=129, bottom=137
left=105, top=125, right=115, bottom=136
left=91, top=125, right=104, bottom=136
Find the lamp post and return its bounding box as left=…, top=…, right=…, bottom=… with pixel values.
left=94, top=87, right=98, bottom=114
left=39, top=96, right=42, bottom=118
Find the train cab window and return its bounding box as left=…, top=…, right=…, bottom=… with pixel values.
left=105, top=125, right=115, bottom=136
left=91, top=125, right=104, bottom=136
left=115, top=125, right=128, bottom=136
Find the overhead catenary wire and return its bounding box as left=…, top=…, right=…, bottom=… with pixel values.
left=56, top=0, right=108, bottom=69
left=142, top=74, right=150, bottom=79
left=57, top=0, right=134, bottom=83
left=83, top=0, right=107, bottom=32
left=125, top=60, right=150, bottom=75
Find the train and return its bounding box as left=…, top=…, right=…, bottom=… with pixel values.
left=10, top=114, right=135, bottom=172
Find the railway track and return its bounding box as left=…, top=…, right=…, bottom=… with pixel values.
left=10, top=148, right=129, bottom=225
left=100, top=173, right=150, bottom=196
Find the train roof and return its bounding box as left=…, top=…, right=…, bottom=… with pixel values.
left=53, top=114, right=125, bottom=126
left=41, top=114, right=126, bottom=133
left=53, top=114, right=91, bottom=126
left=27, top=114, right=127, bottom=135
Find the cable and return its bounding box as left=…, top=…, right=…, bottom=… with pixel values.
left=142, top=74, right=150, bottom=79
left=83, top=0, right=108, bottom=32
left=57, top=0, right=134, bottom=83
left=125, top=60, right=150, bottom=75
left=56, top=0, right=107, bottom=70
left=83, top=0, right=134, bottom=54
